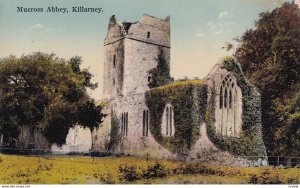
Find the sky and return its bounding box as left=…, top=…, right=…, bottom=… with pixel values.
left=0, top=0, right=295, bottom=100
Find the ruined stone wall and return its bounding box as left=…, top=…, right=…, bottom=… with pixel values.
left=94, top=94, right=172, bottom=159
left=205, top=57, right=267, bottom=162
left=51, top=125, right=92, bottom=154
left=16, top=125, right=92, bottom=153
left=126, top=14, right=170, bottom=47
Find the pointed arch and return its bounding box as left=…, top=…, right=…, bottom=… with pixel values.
left=218, top=74, right=242, bottom=137
left=161, top=103, right=175, bottom=137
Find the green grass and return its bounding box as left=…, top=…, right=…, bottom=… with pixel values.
left=0, top=154, right=298, bottom=184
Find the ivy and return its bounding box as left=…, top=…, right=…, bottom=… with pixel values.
left=145, top=80, right=207, bottom=155
left=148, top=47, right=173, bottom=88
left=105, top=110, right=121, bottom=151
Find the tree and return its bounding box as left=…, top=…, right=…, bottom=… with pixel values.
left=148, top=47, right=173, bottom=88
left=234, top=2, right=300, bottom=157
left=0, top=52, right=106, bottom=147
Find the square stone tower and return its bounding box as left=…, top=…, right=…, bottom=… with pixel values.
left=103, top=14, right=171, bottom=99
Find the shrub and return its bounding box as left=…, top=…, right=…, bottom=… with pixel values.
left=249, top=174, right=259, bottom=184
left=119, top=165, right=140, bottom=182
left=15, top=169, right=30, bottom=178
left=248, top=169, right=283, bottom=184
left=99, top=173, right=115, bottom=184
left=141, top=162, right=167, bottom=179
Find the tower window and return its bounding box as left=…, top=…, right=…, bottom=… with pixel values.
left=143, top=110, right=149, bottom=137
left=113, top=78, right=115, bottom=85
left=148, top=76, right=151, bottom=82
left=113, top=55, right=116, bottom=68
left=147, top=32, right=150, bottom=38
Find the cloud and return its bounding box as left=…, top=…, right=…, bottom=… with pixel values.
left=29, top=23, right=50, bottom=33
left=205, top=20, right=235, bottom=35
left=29, top=23, right=44, bottom=30
left=218, top=11, right=234, bottom=19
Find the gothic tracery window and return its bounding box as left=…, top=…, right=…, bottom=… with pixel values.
left=218, top=74, right=242, bottom=137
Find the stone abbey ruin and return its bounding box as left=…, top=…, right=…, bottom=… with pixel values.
left=16, top=14, right=267, bottom=166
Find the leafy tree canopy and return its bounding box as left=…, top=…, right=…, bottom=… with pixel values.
left=0, top=52, right=106, bottom=147
left=234, top=2, right=300, bottom=156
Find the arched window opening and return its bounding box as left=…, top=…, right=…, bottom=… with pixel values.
left=220, top=86, right=223, bottom=109
left=143, top=110, right=149, bottom=137
left=126, top=112, right=128, bottom=136
left=121, top=112, right=128, bottom=137
left=220, top=74, right=235, bottom=110
left=218, top=74, right=242, bottom=137
left=229, top=89, right=232, bottom=109
left=224, top=88, right=228, bottom=108
left=113, top=55, right=116, bottom=68
left=166, top=107, right=169, bottom=135
left=161, top=104, right=175, bottom=137
left=147, top=32, right=150, bottom=38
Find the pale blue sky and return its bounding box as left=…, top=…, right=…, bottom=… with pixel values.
left=0, top=0, right=289, bottom=100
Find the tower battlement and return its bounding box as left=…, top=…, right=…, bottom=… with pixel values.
left=104, top=14, right=170, bottom=47
left=103, top=15, right=171, bottom=99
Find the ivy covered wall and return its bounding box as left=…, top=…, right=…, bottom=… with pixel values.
left=145, top=80, right=207, bottom=155
left=206, top=57, right=267, bottom=159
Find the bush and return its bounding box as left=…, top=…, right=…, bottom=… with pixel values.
left=119, top=165, right=140, bottom=182
left=249, top=174, right=259, bottom=184
left=99, top=173, right=115, bottom=184
left=141, top=162, right=167, bottom=179
left=248, top=169, right=283, bottom=184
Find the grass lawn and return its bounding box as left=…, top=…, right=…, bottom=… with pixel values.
left=0, top=154, right=298, bottom=184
